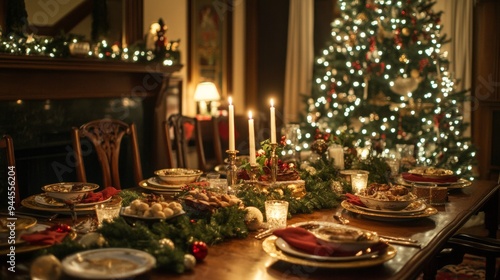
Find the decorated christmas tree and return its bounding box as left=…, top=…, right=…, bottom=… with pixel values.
left=301, top=0, right=475, bottom=179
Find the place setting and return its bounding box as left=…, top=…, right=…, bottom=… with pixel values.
left=339, top=178, right=439, bottom=222
left=138, top=168, right=203, bottom=195
left=21, top=183, right=121, bottom=214
left=260, top=200, right=397, bottom=268
left=394, top=166, right=472, bottom=189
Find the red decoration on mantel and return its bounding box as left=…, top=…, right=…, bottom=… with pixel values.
left=191, top=241, right=208, bottom=261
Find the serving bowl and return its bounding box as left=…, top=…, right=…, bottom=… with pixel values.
left=292, top=221, right=380, bottom=252
left=154, top=168, right=203, bottom=185
left=357, top=195, right=416, bottom=211
left=42, top=182, right=99, bottom=202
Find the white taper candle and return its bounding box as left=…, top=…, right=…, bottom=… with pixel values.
left=248, top=111, right=256, bottom=164
left=270, top=99, right=276, bottom=143
left=228, top=97, right=235, bottom=151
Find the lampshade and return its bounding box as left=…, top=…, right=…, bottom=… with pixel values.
left=194, top=82, right=220, bottom=102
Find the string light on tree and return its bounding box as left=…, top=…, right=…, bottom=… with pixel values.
left=301, top=0, right=475, bottom=179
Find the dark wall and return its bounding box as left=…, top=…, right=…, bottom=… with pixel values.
left=246, top=0, right=336, bottom=141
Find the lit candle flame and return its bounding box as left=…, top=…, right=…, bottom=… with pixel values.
left=248, top=111, right=253, bottom=119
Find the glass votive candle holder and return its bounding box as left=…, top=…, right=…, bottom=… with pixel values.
left=95, top=201, right=122, bottom=227
left=351, top=173, right=369, bottom=194
left=385, top=158, right=400, bottom=177
left=265, top=200, right=289, bottom=229
left=208, top=178, right=228, bottom=194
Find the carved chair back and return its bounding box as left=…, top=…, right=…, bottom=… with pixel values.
left=72, top=119, right=143, bottom=189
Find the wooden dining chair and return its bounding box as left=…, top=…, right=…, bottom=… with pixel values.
left=0, top=135, right=20, bottom=207
left=212, top=114, right=261, bottom=164
left=163, top=114, right=209, bottom=171
left=71, top=119, right=143, bottom=190
left=424, top=175, right=500, bottom=280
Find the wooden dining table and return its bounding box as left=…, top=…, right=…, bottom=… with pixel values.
left=3, top=179, right=499, bottom=280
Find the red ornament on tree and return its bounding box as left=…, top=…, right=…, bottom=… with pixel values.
left=191, top=241, right=208, bottom=261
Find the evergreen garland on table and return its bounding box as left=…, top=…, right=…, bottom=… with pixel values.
left=41, top=155, right=390, bottom=274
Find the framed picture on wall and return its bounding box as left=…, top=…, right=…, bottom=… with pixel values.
left=188, top=0, right=232, bottom=101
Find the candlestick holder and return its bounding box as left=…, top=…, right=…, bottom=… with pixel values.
left=226, top=149, right=239, bottom=186
left=248, top=163, right=260, bottom=183
left=270, top=143, right=278, bottom=183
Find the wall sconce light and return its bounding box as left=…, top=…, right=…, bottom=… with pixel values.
left=194, top=82, right=220, bottom=117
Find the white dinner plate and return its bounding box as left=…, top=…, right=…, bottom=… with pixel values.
left=351, top=200, right=428, bottom=215
left=147, top=177, right=185, bottom=189
left=62, top=248, right=156, bottom=279
left=341, top=200, right=438, bottom=222
left=263, top=236, right=397, bottom=268
left=275, top=237, right=379, bottom=261
left=34, top=194, right=111, bottom=208
left=138, top=179, right=182, bottom=194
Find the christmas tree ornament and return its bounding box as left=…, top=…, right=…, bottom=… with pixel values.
left=30, top=254, right=62, bottom=280
left=390, top=77, right=420, bottom=95
left=184, top=254, right=196, bottom=270
left=159, top=238, right=175, bottom=250
left=402, top=27, right=411, bottom=36
left=191, top=241, right=208, bottom=261
left=244, top=206, right=264, bottom=231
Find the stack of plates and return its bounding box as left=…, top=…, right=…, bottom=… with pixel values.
left=341, top=200, right=438, bottom=221
left=138, top=177, right=184, bottom=195
left=262, top=221, right=397, bottom=268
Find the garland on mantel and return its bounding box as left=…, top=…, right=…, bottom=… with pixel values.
left=0, top=32, right=180, bottom=65
left=40, top=156, right=389, bottom=273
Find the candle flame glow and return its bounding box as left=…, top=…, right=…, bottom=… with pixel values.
left=248, top=111, right=253, bottom=119
left=270, top=99, right=274, bottom=107
left=228, top=96, right=232, bottom=105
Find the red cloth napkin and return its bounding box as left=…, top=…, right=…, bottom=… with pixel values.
left=273, top=227, right=387, bottom=257
left=401, top=172, right=458, bottom=183
left=345, top=193, right=366, bottom=207
left=21, top=229, right=68, bottom=245
left=80, top=186, right=120, bottom=203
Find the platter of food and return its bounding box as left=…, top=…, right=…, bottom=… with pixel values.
left=351, top=200, right=428, bottom=215
left=407, top=167, right=454, bottom=179
left=138, top=179, right=183, bottom=195
left=357, top=183, right=417, bottom=211
left=146, top=177, right=185, bottom=189
left=120, top=199, right=185, bottom=222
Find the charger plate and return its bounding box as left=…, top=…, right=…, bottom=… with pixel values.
left=262, top=235, right=396, bottom=268
left=341, top=200, right=438, bottom=222
left=138, top=179, right=182, bottom=195
left=394, top=175, right=472, bottom=188
left=21, top=195, right=122, bottom=214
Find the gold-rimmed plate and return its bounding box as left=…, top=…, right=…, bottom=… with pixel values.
left=394, top=175, right=472, bottom=188
left=138, top=179, right=183, bottom=195
left=0, top=214, right=37, bottom=233
left=0, top=224, right=77, bottom=254
left=21, top=195, right=122, bottom=214
left=341, top=200, right=438, bottom=222
left=62, top=248, right=156, bottom=279
left=262, top=235, right=396, bottom=268
left=351, top=200, right=428, bottom=216
left=34, top=194, right=112, bottom=208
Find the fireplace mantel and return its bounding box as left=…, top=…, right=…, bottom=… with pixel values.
left=0, top=54, right=182, bottom=191
left=0, top=54, right=182, bottom=100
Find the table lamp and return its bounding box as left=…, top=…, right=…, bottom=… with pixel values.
left=194, top=82, right=220, bottom=117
